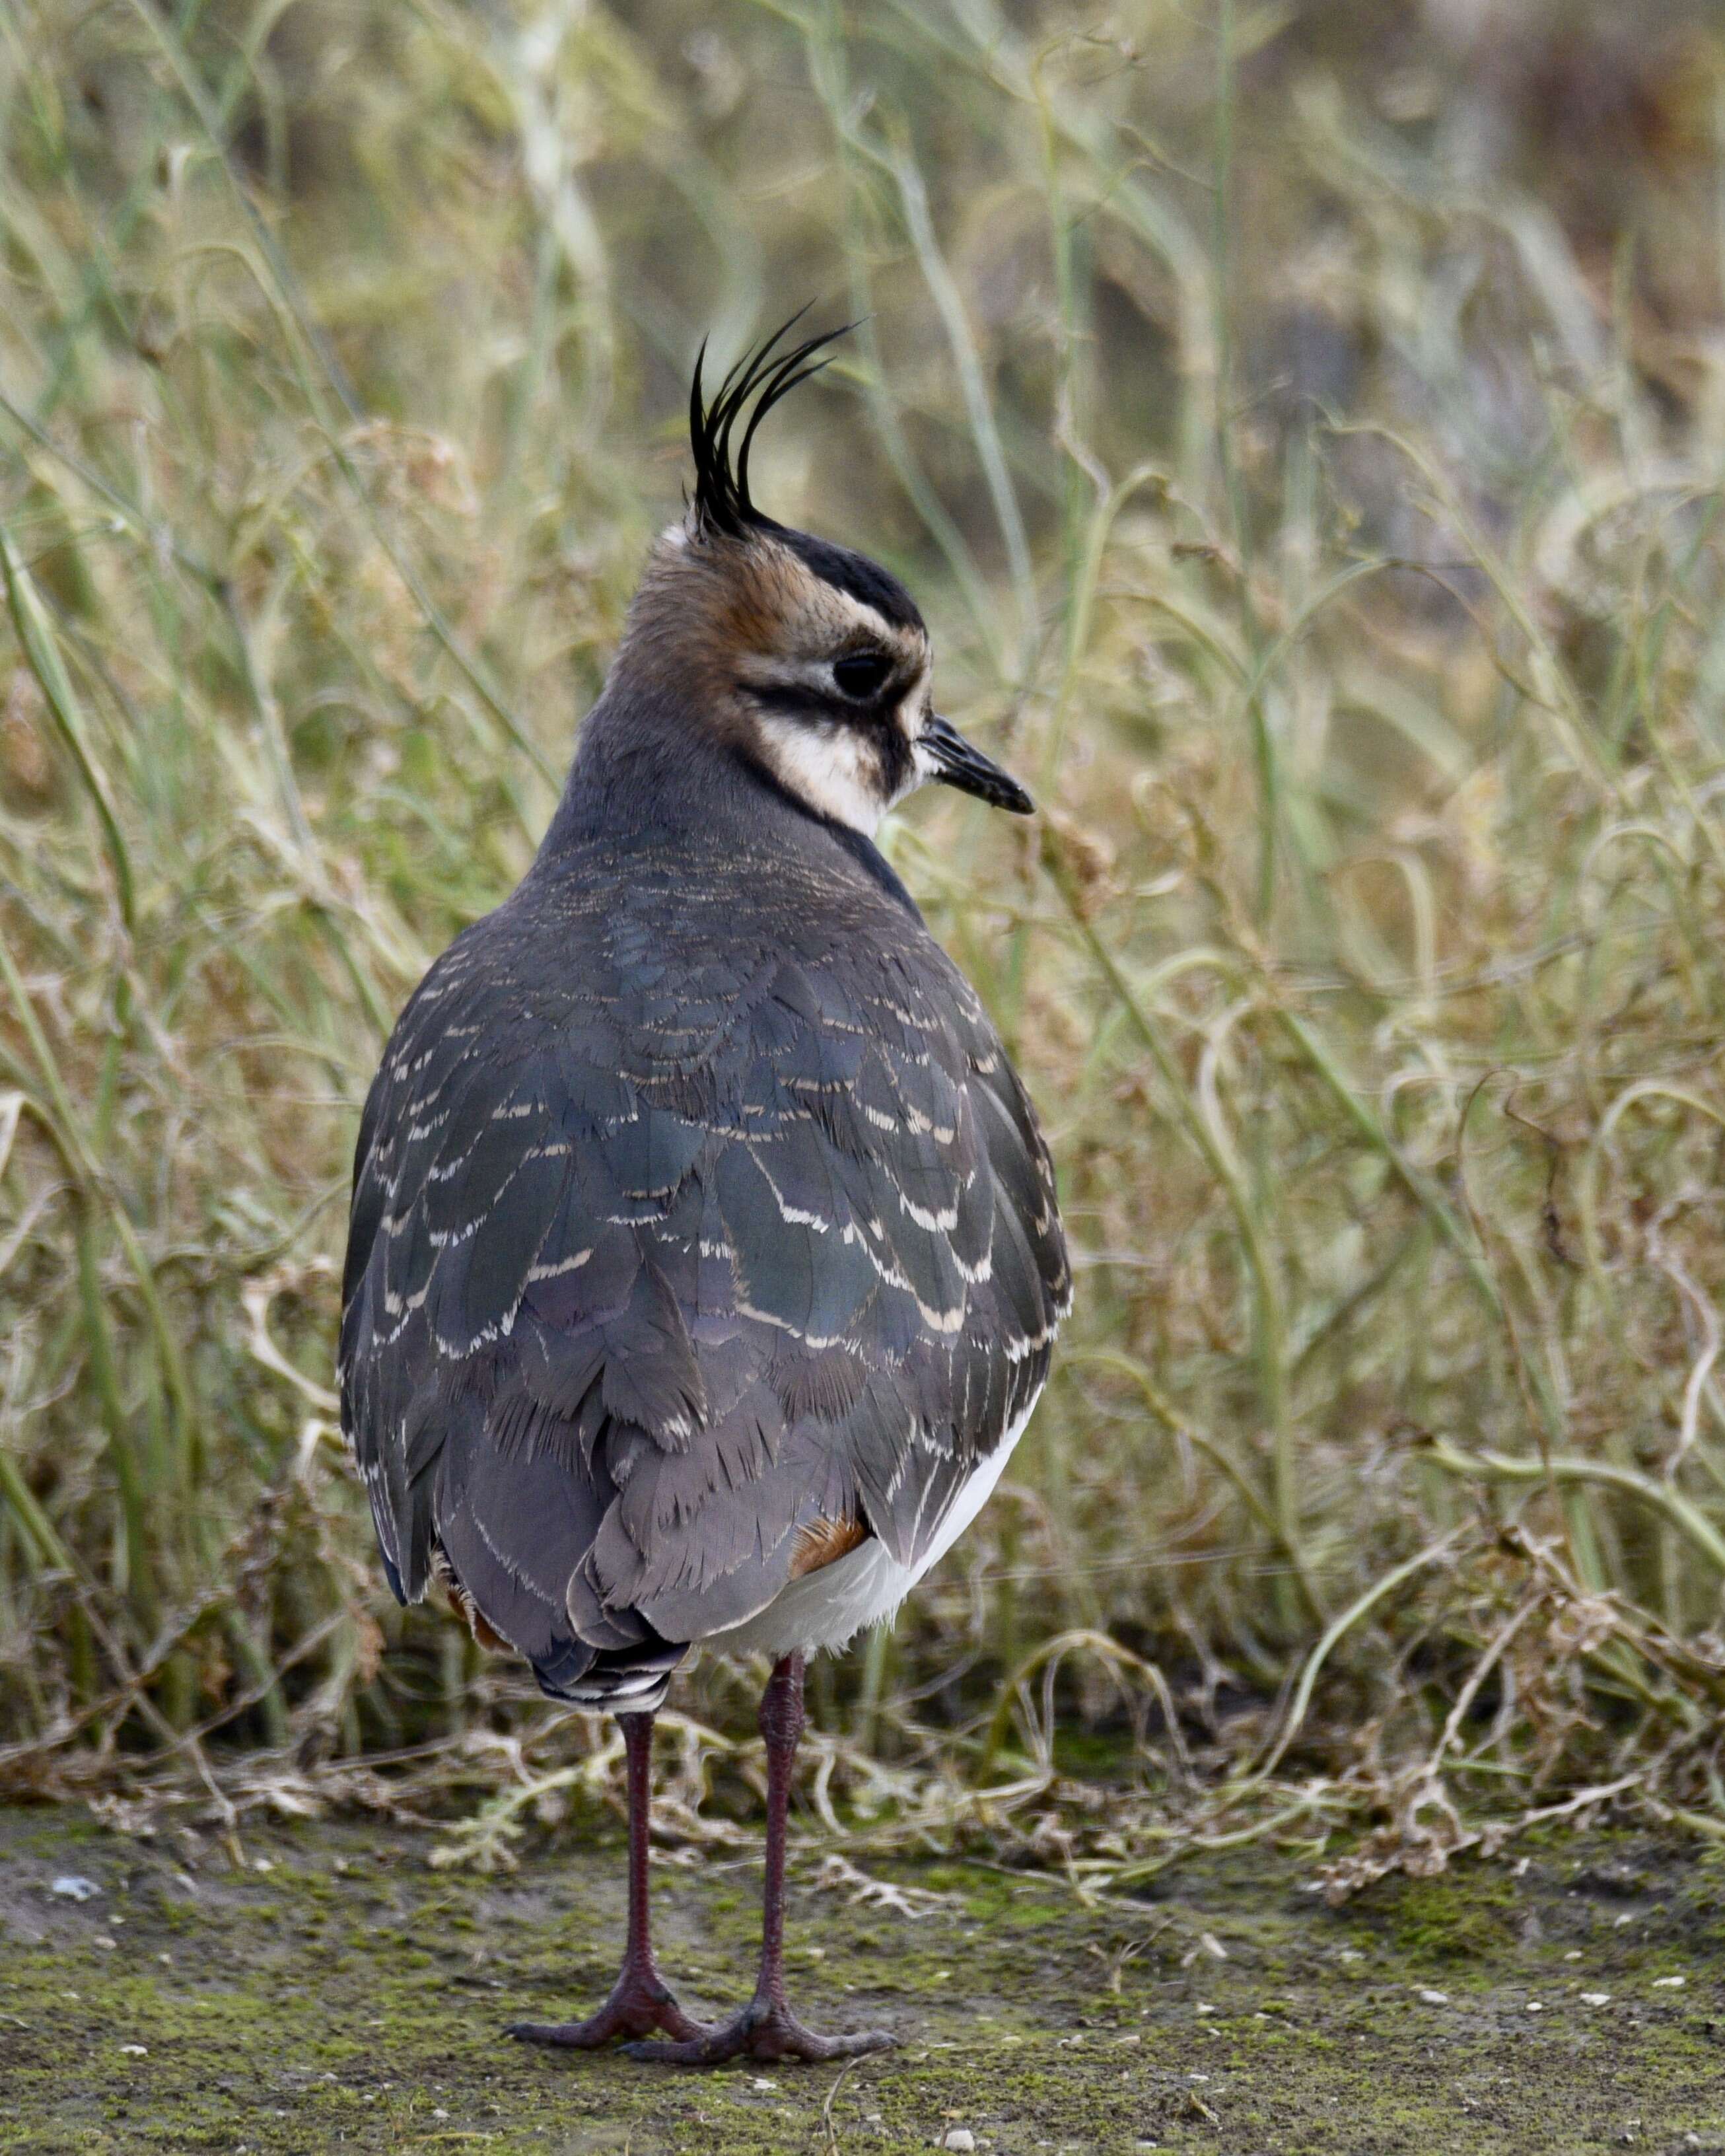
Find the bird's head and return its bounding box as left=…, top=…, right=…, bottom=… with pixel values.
left=613, top=315, right=1033, bottom=837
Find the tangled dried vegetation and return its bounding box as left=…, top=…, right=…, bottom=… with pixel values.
left=3, top=0, right=1725, bottom=1896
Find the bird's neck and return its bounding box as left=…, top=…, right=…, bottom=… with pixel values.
left=542, top=681, right=742, bottom=844
left=533, top=680, right=923, bottom=919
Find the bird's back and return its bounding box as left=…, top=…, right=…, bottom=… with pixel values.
left=340, top=731, right=1069, bottom=1705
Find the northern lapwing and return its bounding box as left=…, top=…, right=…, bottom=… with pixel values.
left=339, top=315, right=1071, bottom=2066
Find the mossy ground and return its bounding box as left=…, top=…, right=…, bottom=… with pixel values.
left=2, top=1807, right=1722, bottom=2154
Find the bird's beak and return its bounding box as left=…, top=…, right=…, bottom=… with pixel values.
left=916, top=713, right=1035, bottom=815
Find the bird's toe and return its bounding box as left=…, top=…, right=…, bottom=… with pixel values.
left=621, top=1996, right=893, bottom=2068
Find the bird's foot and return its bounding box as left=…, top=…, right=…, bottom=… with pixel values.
left=623, top=1991, right=893, bottom=2067
left=507, top=1959, right=709, bottom=2050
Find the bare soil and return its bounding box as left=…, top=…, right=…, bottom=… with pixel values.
left=1, top=1805, right=1722, bottom=2153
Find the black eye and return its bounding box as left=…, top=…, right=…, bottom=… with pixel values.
left=832, top=651, right=892, bottom=700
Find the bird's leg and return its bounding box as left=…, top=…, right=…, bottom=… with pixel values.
left=507, top=1710, right=708, bottom=2049
left=625, top=1653, right=894, bottom=2066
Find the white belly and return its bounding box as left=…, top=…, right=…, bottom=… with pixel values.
left=704, top=1392, right=1039, bottom=1660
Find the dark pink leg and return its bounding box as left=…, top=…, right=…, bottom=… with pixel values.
left=507, top=1711, right=708, bottom=2049
left=627, top=1655, right=894, bottom=2066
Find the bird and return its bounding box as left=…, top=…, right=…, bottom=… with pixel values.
left=338, top=312, right=1071, bottom=2067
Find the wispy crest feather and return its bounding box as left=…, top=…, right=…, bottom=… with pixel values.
left=688, top=309, right=853, bottom=539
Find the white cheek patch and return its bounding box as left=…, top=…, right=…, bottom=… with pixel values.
left=889, top=672, right=934, bottom=808
left=755, top=715, right=886, bottom=835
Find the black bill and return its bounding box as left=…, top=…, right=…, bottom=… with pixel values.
left=918, top=713, right=1034, bottom=815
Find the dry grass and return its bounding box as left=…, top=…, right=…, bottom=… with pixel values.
left=4, top=0, right=1725, bottom=1883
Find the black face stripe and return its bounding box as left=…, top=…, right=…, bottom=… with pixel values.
left=877, top=727, right=914, bottom=798
left=748, top=680, right=903, bottom=730
left=771, top=525, right=925, bottom=631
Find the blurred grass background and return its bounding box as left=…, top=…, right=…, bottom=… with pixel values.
left=4, top=0, right=1725, bottom=1879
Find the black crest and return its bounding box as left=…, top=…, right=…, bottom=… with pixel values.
left=688, top=309, right=852, bottom=540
